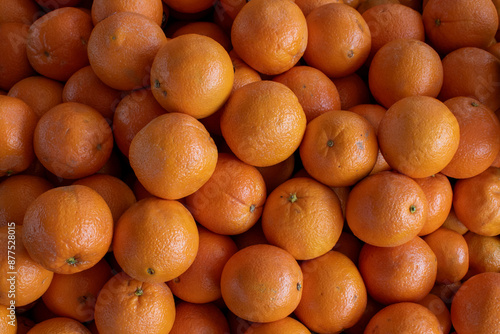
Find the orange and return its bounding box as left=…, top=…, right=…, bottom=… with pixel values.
left=91, top=0, right=164, bottom=26
left=255, top=153, right=295, bottom=195
left=0, top=95, right=38, bottom=177
left=417, top=293, right=452, bottom=334
left=414, top=173, right=453, bottom=236
left=346, top=171, right=428, bottom=247
left=453, top=167, right=500, bottom=236
left=295, top=251, right=367, bottom=333
left=299, top=109, right=378, bottom=187
left=150, top=33, right=234, bottom=119
left=113, top=197, right=199, bottom=283
left=377, top=95, right=460, bottom=178
left=0, top=175, right=52, bottom=226
left=423, top=227, right=469, bottom=284
left=169, top=302, right=230, bottom=334
left=332, top=231, right=363, bottom=266
left=185, top=153, right=266, bottom=235
left=368, top=39, right=443, bottom=108
left=33, top=102, right=114, bottom=180
left=422, top=0, right=499, bottom=55
left=0, top=0, right=40, bottom=25
left=41, top=259, right=113, bottom=322
left=171, top=21, right=231, bottom=52
left=230, top=0, right=308, bottom=75
left=229, top=51, right=262, bottom=93
left=364, top=302, right=442, bottom=334
left=451, top=272, right=500, bottom=334
left=220, top=244, right=303, bottom=323
left=294, top=0, right=343, bottom=17
left=331, top=73, right=371, bottom=110
left=87, top=11, right=168, bottom=91
left=244, top=316, right=310, bottom=334
left=7, top=76, right=63, bottom=118
left=26, top=317, right=91, bottom=334
left=0, top=22, right=35, bottom=91
left=94, top=271, right=176, bottom=334
left=0, top=304, right=16, bottom=334
left=304, top=3, right=371, bottom=78
left=167, top=226, right=238, bottom=303
left=464, top=231, right=500, bottom=276
left=438, top=47, right=500, bottom=113
left=220, top=80, right=306, bottom=167
left=162, top=0, right=216, bottom=14
left=441, top=96, right=500, bottom=179
left=26, top=7, right=93, bottom=82
left=112, top=88, right=166, bottom=158
left=22, top=185, right=114, bottom=274
left=261, top=177, right=344, bottom=260
left=62, top=65, right=123, bottom=122
left=129, top=112, right=218, bottom=200
left=0, top=225, right=54, bottom=307
left=272, top=65, right=341, bottom=123
left=441, top=207, right=469, bottom=235
left=357, top=0, right=400, bottom=14
left=358, top=236, right=438, bottom=305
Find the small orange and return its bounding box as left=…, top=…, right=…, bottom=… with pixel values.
left=167, top=226, right=238, bottom=304
left=129, top=112, right=218, bottom=200
left=244, top=316, right=310, bottom=334
left=91, top=0, right=164, bottom=26
left=169, top=302, right=230, bottom=334
left=22, top=185, right=114, bottom=274
left=261, top=177, right=344, bottom=260
left=346, top=171, right=428, bottom=248
left=33, top=102, right=114, bottom=180
left=220, top=80, right=306, bottom=167
left=185, top=153, right=267, bottom=235
left=26, top=317, right=91, bottom=334
left=295, top=250, right=367, bottom=333
left=359, top=236, right=438, bottom=305
left=299, top=109, right=378, bottom=187
left=331, top=73, right=371, bottom=110
left=417, top=293, right=452, bottom=334
left=220, top=244, right=303, bottom=323
left=377, top=95, right=460, bottom=178
left=94, top=271, right=176, bottom=334
left=230, top=0, right=308, bottom=75
left=113, top=197, right=199, bottom=283
left=272, top=65, right=341, bottom=123
left=304, top=3, right=371, bottom=78
left=463, top=231, right=500, bottom=276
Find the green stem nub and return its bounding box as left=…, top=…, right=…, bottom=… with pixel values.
left=410, top=205, right=417, bottom=214
left=147, top=268, right=155, bottom=275
left=435, top=18, right=441, bottom=26
left=288, top=193, right=298, bottom=203
left=297, top=282, right=302, bottom=291
left=327, top=139, right=334, bottom=147
left=66, top=257, right=77, bottom=265
left=135, top=288, right=143, bottom=296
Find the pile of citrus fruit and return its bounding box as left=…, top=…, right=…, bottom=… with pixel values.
left=1, top=0, right=500, bottom=333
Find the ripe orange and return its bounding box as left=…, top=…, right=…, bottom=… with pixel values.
left=113, top=197, right=199, bottom=283
left=230, top=0, right=308, bottom=75
left=346, top=170, right=428, bottom=247
left=261, top=177, right=344, bottom=260
left=0, top=0, right=40, bottom=25
left=220, top=244, right=303, bottom=323
left=169, top=302, right=230, bottom=334
left=359, top=236, right=438, bottom=305
left=87, top=11, right=168, bottom=91
left=441, top=207, right=469, bottom=235
left=453, top=167, right=500, bottom=236
left=451, top=272, right=500, bottom=334
left=417, top=293, right=452, bottom=334
left=464, top=231, right=500, bottom=276
left=377, top=95, right=460, bottom=178
left=220, top=80, right=306, bottom=167
left=94, top=271, right=176, bottom=334
left=26, top=317, right=91, bottom=334
left=0, top=304, right=16, bottom=334
left=185, top=153, right=266, bottom=235
left=26, top=7, right=93, bottom=82
left=357, top=0, right=401, bottom=14
left=171, top=21, right=231, bottom=52
left=299, top=109, right=378, bottom=187
left=294, top=0, right=343, bottom=17
left=244, top=316, right=310, bottom=334
left=304, top=3, right=371, bottom=78
left=91, top=0, right=164, bottom=26
left=129, top=112, right=218, bottom=200
left=295, top=251, right=367, bottom=333
left=33, top=102, right=114, bottom=180
left=22, top=185, right=114, bottom=274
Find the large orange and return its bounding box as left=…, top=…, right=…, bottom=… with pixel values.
left=150, top=33, right=234, bottom=119
left=220, top=80, right=306, bottom=167
left=261, top=177, right=344, bottom=260
left=299, top=109, right=378, bottom=187
left=129, top=112, right=218, bottom=200
left=22, top=185, right=114, bottom=274
left=295, top=251, right=367, bottom=333
left=26, top=317, right=91, bottom=334
left=94, top=271, right=176, bottom=334
left=220, top=244, right=303, bottom=323
left=113, top=197, right=199, bottom=283
left=33, top=102, right=114, bottom=180
left=91, top=0, right=164, bottom=26
left=230, top=0, right=308, bottom=75
left=377, top=95, right=460, bottom=178
left=346, top=170, right=428, bottom=247
left=185, top=153, right=266, bottom=235
left=303, top=3, right=371, bottom=78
